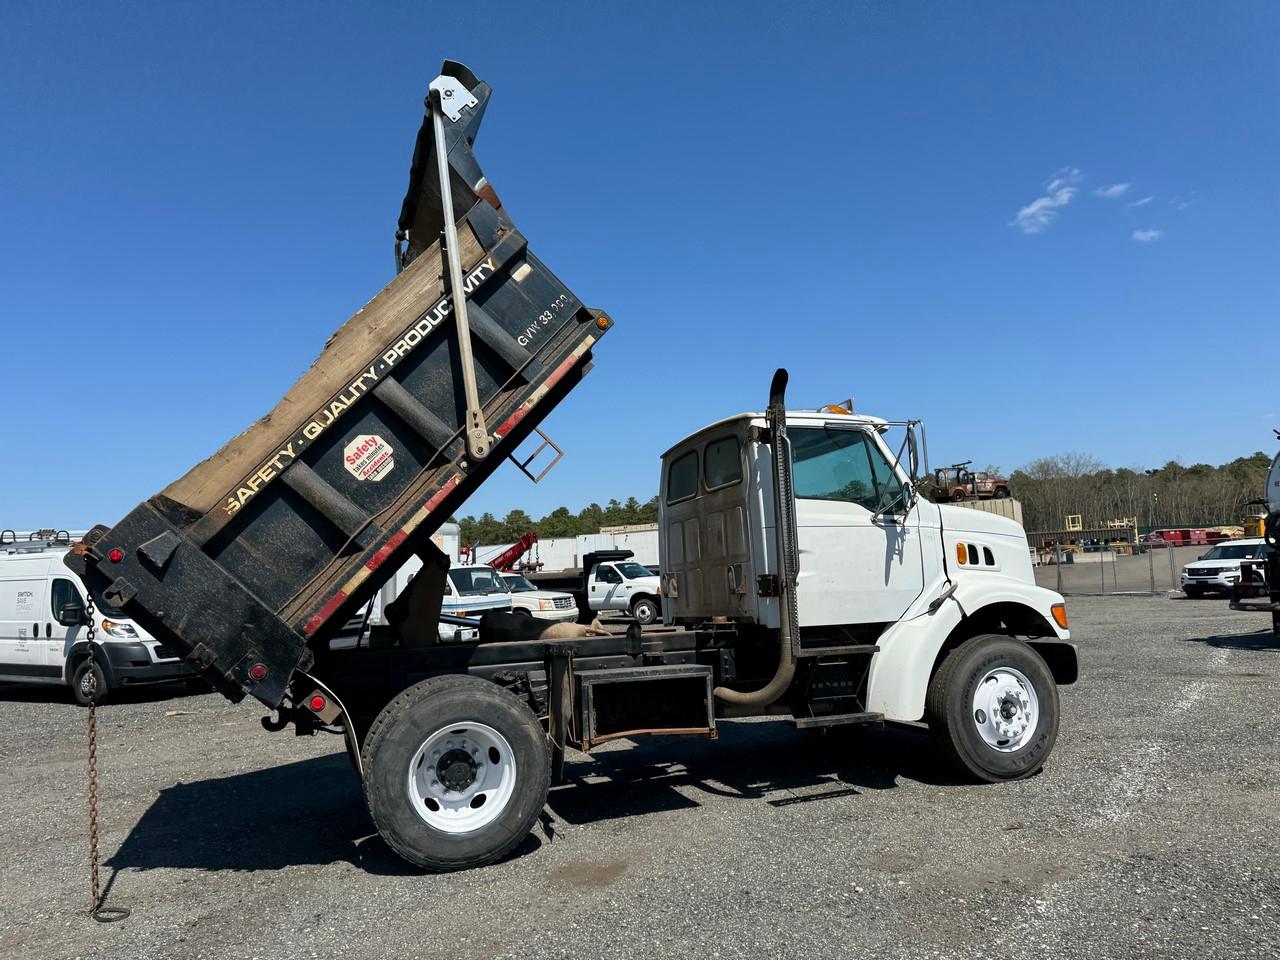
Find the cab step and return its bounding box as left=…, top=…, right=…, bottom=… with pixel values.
left=792, top=711, right=883, bottom=730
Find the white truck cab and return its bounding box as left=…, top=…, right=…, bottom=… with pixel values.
left=0, top=531, right=194, bottom=704
left=586, top=560, right=662, bottom=624
left=660, top=380, right=1074, bottom=782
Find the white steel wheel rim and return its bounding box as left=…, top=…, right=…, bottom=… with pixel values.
left=971, top=665, right=1039, bottom=752
left=407, top=721, right=517, bottom=834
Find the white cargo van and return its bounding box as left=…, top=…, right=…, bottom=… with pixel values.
left=0, top=531, right=194, bottom=704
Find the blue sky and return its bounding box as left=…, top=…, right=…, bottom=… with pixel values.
left=2, top=1, right=1277, bottom=530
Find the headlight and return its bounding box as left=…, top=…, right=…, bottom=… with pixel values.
left=100, top=619, right=139, bottom=639
left=537, top=599, right=555, bottom=610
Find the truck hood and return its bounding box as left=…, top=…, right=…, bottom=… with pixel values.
left=937, top=504, right=1026, bottom=541
left=1183, top=561, right=1242, bottom=572
left=509, top=589, right=572, bottom=602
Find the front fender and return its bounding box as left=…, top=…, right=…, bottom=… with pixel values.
left=866, top=576, right=1070, bottom=722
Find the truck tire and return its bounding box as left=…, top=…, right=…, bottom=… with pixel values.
left=952, top=488, right=967, bottom=502
left=71, top=658, right=108, bottom=707
left=631, top=597, right=659, bottom=626
left=993, top=486, right=1010, bottom=499
left=925, top=634, right=1059, bottom=783
left=361, top=674, right=550, bottom=872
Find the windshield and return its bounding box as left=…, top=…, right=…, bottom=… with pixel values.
left=616, top=562, right=652, bottom=580
left=1200, top=543, right=1264, bottom=561
left=448, top=568, right=507, bottom=596
left=502, top=575, right=537, bottom=593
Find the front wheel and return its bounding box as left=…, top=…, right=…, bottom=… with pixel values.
left=71, top=658, right=108, bottom=707
left=361, top=675, right=550, bottom=872
left=631, top=597, right=659, bottom=625
left=925, top=635, right=1059, bottom=782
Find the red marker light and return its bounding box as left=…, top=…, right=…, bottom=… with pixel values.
left=108, top=548, right=124, bottom=563
left=248, top=663, right=268, bottom=681
left=309, top=695, right=327, bottom=712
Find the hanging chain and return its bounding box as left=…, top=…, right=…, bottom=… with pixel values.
left=83, top=593, right=128, bottom=922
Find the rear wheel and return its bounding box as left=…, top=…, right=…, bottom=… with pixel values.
left=71, top=658, right=108, bottom=707
left=631, top=597, right=659, bottom=625
left=925, top=635, right=1059, bottom=782
left=993, top=487, right=1010, bottom=499
left=362, top=675, right=550, bottom=871
left=952, top=488, right=968, bottom=502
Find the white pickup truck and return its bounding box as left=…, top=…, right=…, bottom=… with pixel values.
left=527, top=550, right=663, bottom=624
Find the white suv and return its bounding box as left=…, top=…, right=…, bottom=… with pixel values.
left=1181, top=538, right=1271, bottom=597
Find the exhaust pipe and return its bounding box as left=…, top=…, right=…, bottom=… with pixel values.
left=715, top=369, right=799, bottom=707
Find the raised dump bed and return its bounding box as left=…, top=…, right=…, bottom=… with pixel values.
left=66, top=61, right=611, bottom=707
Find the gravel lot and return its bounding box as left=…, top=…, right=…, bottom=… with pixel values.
left=1, top=595, right=1277, bottom=960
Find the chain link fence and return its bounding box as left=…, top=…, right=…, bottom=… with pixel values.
left=1029, top=540, right=1212, bottom=596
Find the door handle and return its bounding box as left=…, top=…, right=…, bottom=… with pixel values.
left=33, top=623, right=39, bottom=636
left=45, top=623, right=52, bottom=638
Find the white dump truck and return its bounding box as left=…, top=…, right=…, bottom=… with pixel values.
left=67, top=62, right=1075, bottom=874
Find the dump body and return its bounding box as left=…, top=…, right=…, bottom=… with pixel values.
left=66, top=61, right=611, bottom=707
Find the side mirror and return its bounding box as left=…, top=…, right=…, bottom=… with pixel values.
left=907, top=426, right=920, bottom=480
left=56, top=602, right=91, bottom=628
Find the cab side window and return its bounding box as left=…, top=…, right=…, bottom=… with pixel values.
left=596, top=565, right=622, bottom=584
left=50, top=578, right=83, bottom=616
left=666, top=451, right=699, bottom=503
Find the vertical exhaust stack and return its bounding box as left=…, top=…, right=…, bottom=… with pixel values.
left=714, top=369, right=800, bottom=707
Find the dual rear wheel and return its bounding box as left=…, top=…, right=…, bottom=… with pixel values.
left=361, top=675, right=550, bottom=872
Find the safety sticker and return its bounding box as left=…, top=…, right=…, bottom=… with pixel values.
left=344, top=434, right=395, bottom=482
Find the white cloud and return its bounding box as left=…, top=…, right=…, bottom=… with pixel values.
left=1094, top=183, right=1130, bottom=198
left=1132, top=229, right=1163, bottom=242
left=1011, top=168, right=1082, bottom=234
left=1127, top=195, right=1154, bottom=208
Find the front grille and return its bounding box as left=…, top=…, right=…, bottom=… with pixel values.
left=1189, top=569, right=1218, bottom=578
left=553, top=597, right=575, bottom=609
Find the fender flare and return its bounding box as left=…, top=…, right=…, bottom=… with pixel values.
left=866, top=583, right=1070, bottom=721
left=65, top=640, right=117, bottom=689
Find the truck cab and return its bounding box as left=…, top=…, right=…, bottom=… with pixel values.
left=442, top=564, right=514, bottom=623
left=660, top=399, right=1072, bottom=729
left=586, top=558, right=662, bottom=624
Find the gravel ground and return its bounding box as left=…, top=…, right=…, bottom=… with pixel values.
left=0, top=595, right=1276, bottom=960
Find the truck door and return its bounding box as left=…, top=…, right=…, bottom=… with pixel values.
left=48, top=577, right=86, bottom=678
left=788, top=425, right=925, bottom=627
left=590, top=564, right=625, bottom=611
left=0, top=575, right=53, bottom=676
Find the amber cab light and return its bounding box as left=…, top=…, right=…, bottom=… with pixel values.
left=1051, top=603, right=1069, bottom=629
left=955, top=543, right=967, bottom=565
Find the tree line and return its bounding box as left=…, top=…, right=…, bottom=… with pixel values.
left=457, top=496, right=659, bottom=546
left=456, top=450, right=1275, bottom=545
left=1007, top=451, right=1273, bottom=532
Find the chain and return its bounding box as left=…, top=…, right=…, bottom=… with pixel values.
left=83, top=593, right=128, bottom=923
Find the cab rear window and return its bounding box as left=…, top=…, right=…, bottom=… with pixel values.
left=666, top=451, right=699, bottom=503
left=704, top=437, right=742, bottom=490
